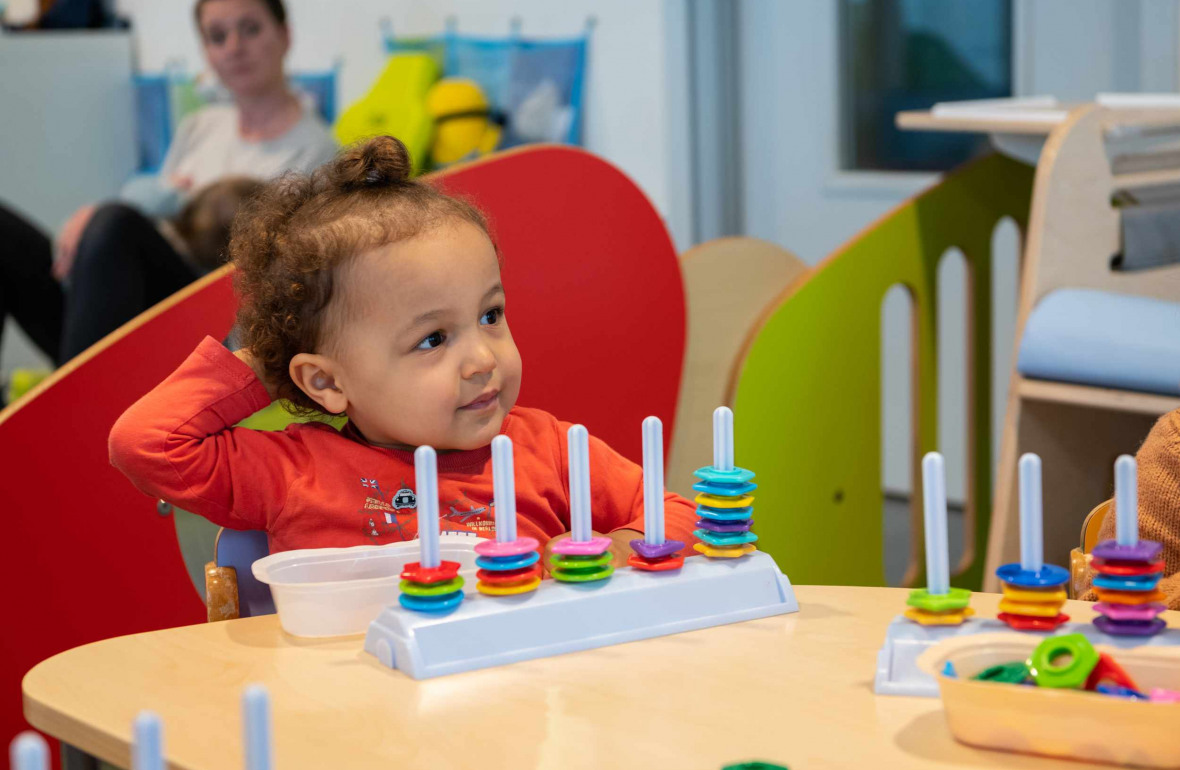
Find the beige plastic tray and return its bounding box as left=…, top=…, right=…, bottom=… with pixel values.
left=917, top=632, right=1180, bottom=768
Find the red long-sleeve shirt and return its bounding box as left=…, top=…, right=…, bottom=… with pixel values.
left=109, top=337, right=698, bottom=554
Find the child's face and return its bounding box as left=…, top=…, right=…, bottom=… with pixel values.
left=326, top=220, right=522, bottom=450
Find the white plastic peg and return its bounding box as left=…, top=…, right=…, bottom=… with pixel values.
left=1018, top=453, right=1044, bottom=572
left=9, top=733, right=48, bottom=770
left=491, top=435, right=517, bottom=543
left=132, top=712, right=164, bottom=770
left=642, top=416, right=666, bottom=545
left=568, top=425, right=592, bottom=541
left=713, top=406, right=734, bottom=471
left=242, top=684, right=273, bottom=770
left=1115, top=454, right=1138, bottom=546
left=921, top=452, right=950, bottom=595
left=414, top=445, right=440, bottom=568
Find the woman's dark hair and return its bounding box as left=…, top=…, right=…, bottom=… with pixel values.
left=193, top=0, right=287, bottom=27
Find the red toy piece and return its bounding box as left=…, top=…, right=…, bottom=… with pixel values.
left=400, top=560, right=462, bottom=584
left=1085, top=652, right=1140, bottom=691
left=997, top=612, right=1070, bottom=631
left=627, top=553, right=686, bottom=572
left=476, top=565, right=542, bottom=585
left=1090, top=559, right=1166, bottom=578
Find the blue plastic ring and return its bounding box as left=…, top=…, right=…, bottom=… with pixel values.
left=1093, top=574, right=1162, bottom=592
left=692, top=480, right=758, bottom=496
left=693, top=466, right=756, bottom=484
left=996, top=562, right=1069, bottom=588
left=696, top=505, right=754, bottom=521
left=398, top=590, right=464, bottom=613
left=475, top=551, right=540, bottom=571
left=693, top=529, right=759, bottom=546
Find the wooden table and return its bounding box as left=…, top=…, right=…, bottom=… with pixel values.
left=24, top=586, right=1175, bottom=770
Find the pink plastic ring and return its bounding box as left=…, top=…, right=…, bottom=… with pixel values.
left=1093, top=602, right=1167, bottom=621
left=551, top=536, right=612, bottom=555
left=474, top=537, right=540, bottom=558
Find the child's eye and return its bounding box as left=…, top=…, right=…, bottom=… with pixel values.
left=416, top=331, right=446, bottom=350
left=480, top=307, right=503, bottom=326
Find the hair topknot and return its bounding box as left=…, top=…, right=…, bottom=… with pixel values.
left=331, top=135, right=413, bottom=190
left=229, top=135, right=493, bottom=415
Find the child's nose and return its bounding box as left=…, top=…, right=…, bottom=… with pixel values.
left=461, top=340, right=496, bottom=379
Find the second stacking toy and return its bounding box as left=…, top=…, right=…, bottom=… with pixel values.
left=398, top=446, right=465, bottom=613
left=995, top=454, right=1070, bottom=631
left=628, top=416, right=686, bottom=571
left=693, top=407, right=758, bottom=558
left=474, top=435, right=542, bottom=596
left=1091, top=455, right=1167, bottom=637
left=549, top=425, right=615, bottom=583
left=905, top=453, right=973, bottom=626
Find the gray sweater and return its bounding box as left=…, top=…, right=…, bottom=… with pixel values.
left=121, top=102, right=338, bottom=217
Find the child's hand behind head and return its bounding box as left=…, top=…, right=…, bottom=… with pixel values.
left=230, top=136, right=522, bottom=451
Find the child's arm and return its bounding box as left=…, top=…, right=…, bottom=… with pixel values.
left=109, top=336, right=311, bottom=531
left=1082, top=409, right=1180, bottom=609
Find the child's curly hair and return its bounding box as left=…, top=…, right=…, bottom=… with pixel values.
left=230, top=135, right=491, bottom=414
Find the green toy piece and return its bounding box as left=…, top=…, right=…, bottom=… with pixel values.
left=1027, top=634, right=1099, bottom=689
left=971, top=661, right=1031, bottom=684
left=906, top=587, right=971, bottom=613
left=399, top=577, right=465, bottom=597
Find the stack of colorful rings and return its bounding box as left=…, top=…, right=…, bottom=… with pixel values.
left=1092, top=455, right=1167, bottom=637
left=476, top=436, right=542, bottom=596
left=551, top=536, right=615, bottom=583
left=474, top=537, right=542, bottom=596
left=629, top=415, right=685, bottom=572
left=399, top=445, right=465, bottom=613
left=906, top=453, right=973, bottom=626
left=1092, top=539, right=1166, bottom=636
left=693, top=407, right=758, bottom=559
left=995, top=563, right=1070, bottom=631
left=399, top=559, right=465, bottom=612
left=553, top=424, right=615, bottom=584
left=996, top=453, right=1068, bottom=630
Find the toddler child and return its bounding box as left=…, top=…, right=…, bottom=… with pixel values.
left=109, top=135, right=699, bottom=564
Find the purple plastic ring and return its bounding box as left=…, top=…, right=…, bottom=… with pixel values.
left=1094, top=602, right=1167, bottom=621
left=474, top=537, right=540, bottom=558
left=1091, top=539, right=1164, bottom=563
left=1093, top=616, right=1167, bottom=637
left=551, top=536, right=612, bottom=556
left=695, top=518, right=754, bottom=533
left=629, top=539, right=685, bottom=559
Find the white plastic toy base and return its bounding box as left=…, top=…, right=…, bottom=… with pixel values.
left=365, top=550, right=797, bottom=679
left=874, top=615, right=1180, bottom=697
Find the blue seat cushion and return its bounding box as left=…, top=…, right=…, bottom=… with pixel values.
left=1017, top=288, right=1180, bottom=396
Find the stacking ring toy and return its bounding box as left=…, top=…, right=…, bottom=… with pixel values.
left=1027, top=634, right=1099, bottom=689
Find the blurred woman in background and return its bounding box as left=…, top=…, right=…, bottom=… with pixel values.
left=0, top=0, right=336, bottom=371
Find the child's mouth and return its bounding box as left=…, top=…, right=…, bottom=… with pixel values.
left=460, top=390, right=499, bottom=411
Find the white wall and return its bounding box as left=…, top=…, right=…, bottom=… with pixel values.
left=113, top=0, right=693, bottom=248
left=738, top=0, right=1180, bottom=502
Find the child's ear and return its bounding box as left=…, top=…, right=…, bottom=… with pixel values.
left=289, top=353, right=348, bottom=414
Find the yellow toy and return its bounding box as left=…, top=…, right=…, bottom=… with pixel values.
left=334, top=54, right=438, bottom=174
left=425, top=78, right=503, bottom=167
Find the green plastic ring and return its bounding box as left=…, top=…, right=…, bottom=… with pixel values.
left=550, top=552, right=614, bottom=571
left=552, top=565, right=615, bottom=583
left=399, top=577, right=465, bottom=597
left=906, top=587, right=971, bottom=613
left=1027, top=633, right=1098, bottom=689
left=971, top=661, right=1031, bottom=684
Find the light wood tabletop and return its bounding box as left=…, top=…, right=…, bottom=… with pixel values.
left=23, top=585, right=1175, bottom=770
